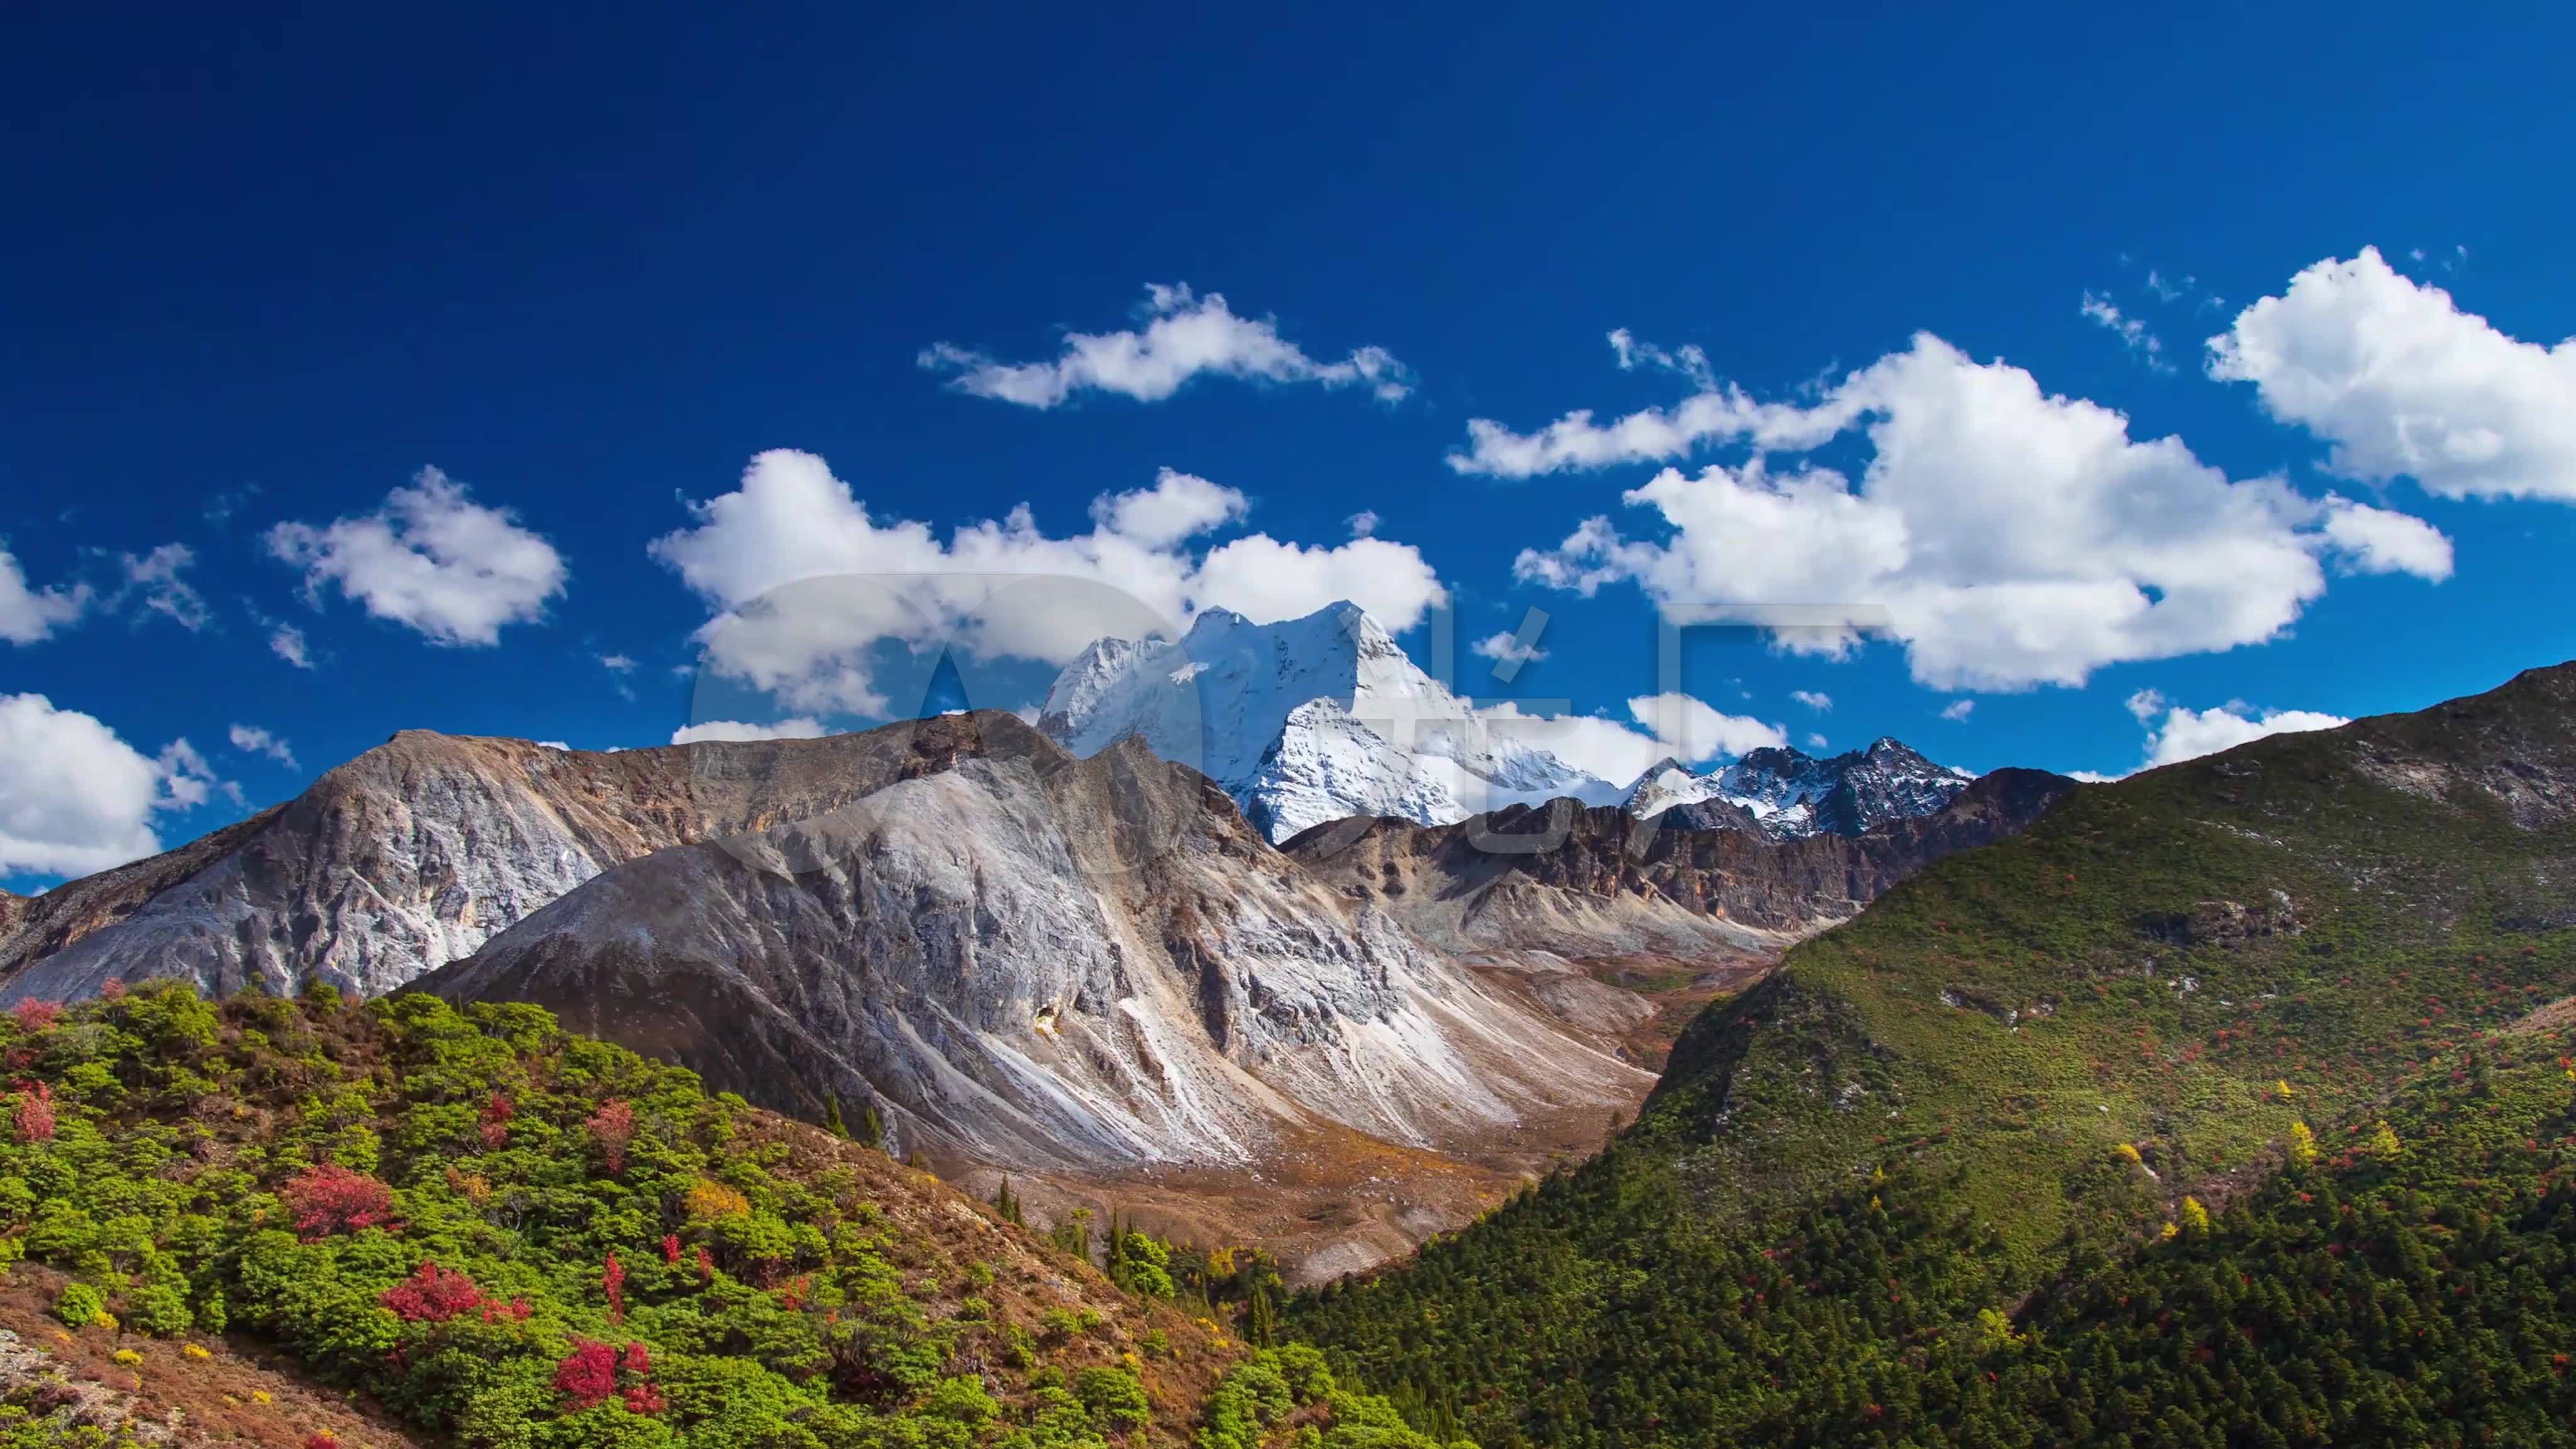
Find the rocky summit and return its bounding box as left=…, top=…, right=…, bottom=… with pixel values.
left=1627, top=735, right=1977, bottom=838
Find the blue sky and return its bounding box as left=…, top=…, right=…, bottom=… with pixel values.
left=5, top=2, right=2575, bottom=887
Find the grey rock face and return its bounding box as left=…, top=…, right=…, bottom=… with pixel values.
left=425, top=726, right=1649, bottom=1172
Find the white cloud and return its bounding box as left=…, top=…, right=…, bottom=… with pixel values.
left=1345, top=510, right=1381, bottom=539
left=1088, top=469, right=1248, bottom=548
left=1804, top=731, right=1829, bottom=750
left=226, top=723, right=297, bottom=769
left=650, top=451, right=1447, bottom=716
left=1472, top=632, right=1549, bottom=665
left=599, top=653, right=638, bottom=674
left=1609, top=328, right=1716, bottom=387
left=2126, top=690, right=2349, bottom=770
left=919, top=284, right=1413, bottom=408
left=0, top=695, right=225, bottom=877
left=1940, top=700, right=1975, bottom=721
left=1501, top=333, right=2450, bottom=691
left=2209, top=247, right=2576, bottom=501
left=115, top=544, right=209, bottom=630
left=269, top=624, right=314, bottom=670
left=1191, top=535, right=1446, bottom=639
left=268, top=468, right=567, bottom=646
left=2080, top=292, right=2171, bottom=372
left=2317, top=495, right=2455, bottom=579
left=1789, top=689, right=1833, bottom=711
left=0, top=545, right=90, bottom=645
left=1473, top=693, right=1784, bottom=786
left=670, top=718, right=828, bottom=745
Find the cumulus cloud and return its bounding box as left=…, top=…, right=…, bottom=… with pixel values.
left=1192, top=534, right=1447, bottom=636
left=226, top=723, right=297, bottom=769
left=0, top=545, right=90, bottom=645
left=1345, top=510, right=1380, bottom=538
left=670, top=718, right=828, bottom=745
left=919, top=284, right=1413, bottom=408
left=2125, top=689, right=2349, bottom=770
left=1474, top=692, right=1784, bottom=786
left=0, top=695, right=225, bottom=877
left=2318, top=494, right=2455, bottom=580
left=599, top=653, right=638, bottom=674
left=1790, top=690, right=1833, bottom=711
left=650, top=451, right=1446, bottom=716
left=2209, top=247, right=2576, bottom=501
left=1499, top=333, right=2450, bottom=691
left=2080, top=292, right=2171, bottom=372
left=268, top=468, right=567, bottom=646
left=1939, top=700, right=1975, bottom=721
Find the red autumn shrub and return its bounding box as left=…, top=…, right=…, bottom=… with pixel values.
left=477, top=1296, right=533, bottom=1323
left=304, top=1434, right=341, bottom=1449
left=277, top=1163, right=401, bottom=1238
left=379, top=1262, right=484, bottom=1323
left=13, top=1082, right=55, bottom=1143
left=8, top=1000, right=60, bottom=1033
left=99, top=978, right=126, bottom=1001
left=604, top=1252, right=626, bottom=1323
left=619, top=1341, right=663, bottom=1416
left=553, top=1338, right=618, bottom=1409
left=587, top=1099, right=636, bottom=1174
left=479, top=1091, right=514, bottom=1150
left=662, top=1232, right=682, bottom=1265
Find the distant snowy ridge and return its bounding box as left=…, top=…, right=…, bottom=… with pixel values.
left=1627, top=737, right=1974, bottom=840
left=1036, top=602, right=1622, bottom=841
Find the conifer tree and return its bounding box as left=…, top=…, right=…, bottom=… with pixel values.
left=1246, top=1282, right=1277, bottom=1347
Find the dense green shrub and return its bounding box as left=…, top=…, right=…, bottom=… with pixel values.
left=0, top=982, right=1301, bottom=1449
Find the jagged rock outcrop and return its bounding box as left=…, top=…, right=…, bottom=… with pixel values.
left=422, top=713, right=1650, bottom=1174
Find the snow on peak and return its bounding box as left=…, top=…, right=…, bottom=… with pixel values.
left=1035, top=601, right=1616, bottom=840
left=1625, top=737, right=1973, bottom=839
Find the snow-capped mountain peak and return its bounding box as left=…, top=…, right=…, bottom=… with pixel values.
left=1035, top=601, right=1620, bottom=841
left=1626, top=736, right=1974, bottom=839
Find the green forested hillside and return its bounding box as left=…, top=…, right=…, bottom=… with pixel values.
left=1289, top=662, right=2576, bottom=1448
left=0, top=984, right=1457, bottom=1449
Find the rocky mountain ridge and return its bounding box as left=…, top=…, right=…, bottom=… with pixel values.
left=1628, top=736, right=1977, bottom=838
left=0, top=723, right=1040, bottom=1001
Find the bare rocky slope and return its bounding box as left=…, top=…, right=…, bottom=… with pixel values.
left=419, top=713, right=1652, bottom=1175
